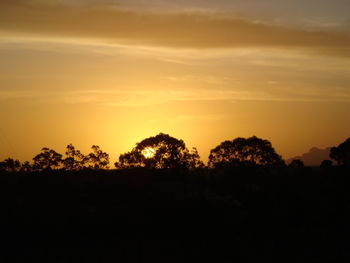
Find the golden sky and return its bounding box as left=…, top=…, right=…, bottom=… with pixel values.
left=1, top=0, right=350, bottom=163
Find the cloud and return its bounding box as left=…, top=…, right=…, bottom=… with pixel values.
left=1, top=1, right=350, bottom=53
left=58, top=89, right=350, bottom=107
left=2, top=85, right=348, bottom=108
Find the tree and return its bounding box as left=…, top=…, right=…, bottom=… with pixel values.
left=115, top=133, right=204, bottom=169
left=208, top=136, right=284, bottom=168
left=330, top=138, right=350, bottom=166
left=320, top=160, right=333, bottom=169
left=62, top=144, right=86, bottom=171
left=182, top=147, right=205, bottom=169
left=20, top=161, right=32, bottom=172
left=33, top=147, right=62, bottom=171
left=116, top=151, right=144, bottom=169
left=288, top=159, right=304, bottom=169
left=87, top=145, right=109, bottom=169
left=0, top=158, right=21, bottom=172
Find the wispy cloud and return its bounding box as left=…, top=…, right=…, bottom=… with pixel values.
left=3, top=86, right=348, bottom=107
left=1, top=1, right=350, bottom=55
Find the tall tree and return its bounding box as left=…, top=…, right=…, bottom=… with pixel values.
left=87, top=145, right=110, bottom=169
left=33, top=147, right=62, bottom=171
left=208, top=136, right=284, bottom=168
left=62, top=144, right=86, bottom=171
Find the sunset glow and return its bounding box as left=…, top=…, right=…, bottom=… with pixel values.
left=0, top=0, right=349, bottom=164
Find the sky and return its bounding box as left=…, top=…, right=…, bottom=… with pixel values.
left=0, top=0, right=350, bottom=164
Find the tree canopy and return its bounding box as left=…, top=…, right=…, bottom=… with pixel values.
left=33, top=148, right=63, bottom=171
left=62, top=144, right=86, bottom=171
left=3, top=135, right=350, bottom=174
left=330, top=138, right=350, bottom=166
left=288, top=159, right=305, bottom=169
left=0, top=158, right=21, bottom=172
left=115, top=133, right=204, bottom=169
left=87, top=145, right=110, bottom=169
left=29, top=144, right=110, bottom=171
left=208, top=136, right=284, bottom=168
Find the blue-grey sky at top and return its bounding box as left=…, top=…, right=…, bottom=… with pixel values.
left=116, top=0, right=350, bottom=30
left=27, top=0, right=350, bottom=26
left=3, top=0, right=350, bottom=32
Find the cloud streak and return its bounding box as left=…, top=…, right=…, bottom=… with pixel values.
left=2, top=86, right=349, bottom=108
left=1, top=1, right=350, bottom=52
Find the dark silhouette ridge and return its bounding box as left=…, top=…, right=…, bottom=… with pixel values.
left=0, top=167, right=350, bottom=262
left=287, top=147, right=331, bottom=166
left=1, top=136, right=350, bottom=261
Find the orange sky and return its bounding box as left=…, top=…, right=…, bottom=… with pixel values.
left=0, top=0, right=349, bottom=163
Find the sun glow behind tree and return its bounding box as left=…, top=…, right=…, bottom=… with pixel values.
left=142, top=147, right=155, bottom=159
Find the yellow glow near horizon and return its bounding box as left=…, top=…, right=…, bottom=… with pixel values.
left=0, top=1, right=350, bottom=165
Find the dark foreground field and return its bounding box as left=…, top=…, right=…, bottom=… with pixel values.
left=1, top=167, right=350, bottom=262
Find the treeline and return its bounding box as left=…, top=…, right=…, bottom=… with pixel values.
left=0, top=133, right=349, bottom=173
left=0, top=144, right=109, bottom=172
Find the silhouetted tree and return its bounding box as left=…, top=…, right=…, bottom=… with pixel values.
left=20, top=161, right=32, bottom=172
left=288, top=159, right=304, bottom=169
left=330, top=138, right=350, bottom=166
left=208, top=136, right=284, bottom=168
left=320, top=160, right=333, bottom=169
left=115, top=133, right=204, bottom=169
left=0, top=158, right=21, bottom=172
left=87, top=145, right=109, bottom=169
left=116, top=151, right=144, bottom=169
left=33, top=148, right=62, bottom=171
left=63, top=144, right=86, bottom=171
left=183, top=147, right=205, bottom=169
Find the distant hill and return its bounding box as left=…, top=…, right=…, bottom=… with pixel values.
left=287, top=147, right=332, bottom=166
